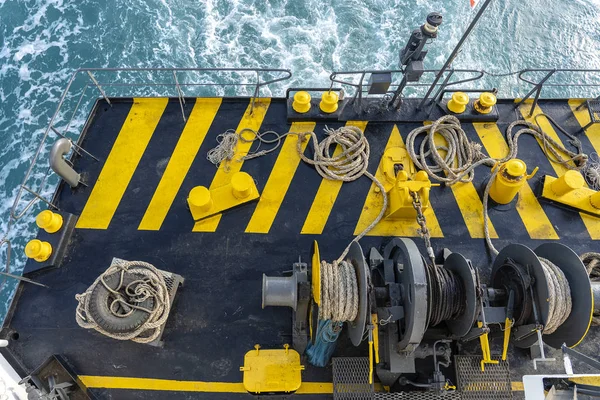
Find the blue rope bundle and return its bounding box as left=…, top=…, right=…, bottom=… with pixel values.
left=306, top=320, right=343, bottom=367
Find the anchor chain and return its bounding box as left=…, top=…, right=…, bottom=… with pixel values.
left=410, top=191, right=435, bottom=266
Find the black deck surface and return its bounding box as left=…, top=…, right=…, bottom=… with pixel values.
left=3, top=97, right=600, bottom=399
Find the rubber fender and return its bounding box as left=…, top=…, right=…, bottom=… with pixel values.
left=88, top=273, right=155, bottom=334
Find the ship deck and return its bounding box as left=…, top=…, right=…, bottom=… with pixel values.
left=3, top=96, right=600, bottom=399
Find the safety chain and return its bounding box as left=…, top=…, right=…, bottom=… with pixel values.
left=410, top=191, right=435, bottom=266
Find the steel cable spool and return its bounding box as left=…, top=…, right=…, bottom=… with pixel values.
left=425, top=262, right=466, bottom=328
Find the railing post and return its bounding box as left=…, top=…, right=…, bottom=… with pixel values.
left=86, top=71, right=111, bottom=106
left=516, top=69, right=555, bottom=116
left=173, top=71, right=186, bottom=122
left=251, top=70, right=261, bottom=116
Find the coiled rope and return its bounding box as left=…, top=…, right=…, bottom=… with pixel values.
left=582, top=252, right=600, bottom=325
left=538, top=258, right=572, bottom=334
left=75, top=260, right=170, bottom=343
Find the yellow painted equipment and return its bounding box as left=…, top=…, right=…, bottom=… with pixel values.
left=478, top=321, right=499, bottom=372
left=292, top=91, right=311, bottom=114
left=240, top=344, right=304, bottom=394
left=188, top=172, right=260, bottom=221
left=25, top=239, right=52, bottom=262
left=489, top=159, right=538, bottom=205
left=446, top=92, right=469, bottom=114
left=319, top=91, right=339, bottom=114
left=386, top=170, right=435, bottom=219
left=541, top=170, right=600, bottom=217
left=311, top=240, right=320, bottom=304
left=474, top=92, right=497, bottom=114
left=368, top=314, right=380, bottom=385
left=36, top=210, right=63, bottom=234
left=380, top=147, right=416, bottom=192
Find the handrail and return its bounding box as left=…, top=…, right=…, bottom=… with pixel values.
left=0, top=66, right=292, bottom=289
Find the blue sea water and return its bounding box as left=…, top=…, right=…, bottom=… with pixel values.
left=0, top=0, right=599, bottom=322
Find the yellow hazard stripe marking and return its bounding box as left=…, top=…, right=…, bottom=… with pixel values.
left=245, top=122, right=317, bottom=233
left=138, top=98, right=222, bottom=231
left=79, top=375, right=524, bottom=394
left=76, top=98, right=168, bottom=229
left=79, top=375, right=333, bottom=394
left=354, top=125, right=443, bottom=237
left=473, top=122, right=558, bottom=240
left=301, top=121, right=368, bottom=235
left=423, top=121, right=493, bottom=238
left=519, top=102, right=600, bottom=239
left=193, top=99, right=271, bottom=232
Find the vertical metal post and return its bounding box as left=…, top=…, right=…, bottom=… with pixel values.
left=173, top=71, right=186, bottom=122
left=251, top=70, right=260, bottom=115
left=516, top=70, right=555, bottom=116
left=418, top=0, right=495, bottom=109
left=86, top=71, right=111, bottom=106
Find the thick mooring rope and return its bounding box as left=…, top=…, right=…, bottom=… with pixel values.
left=538, top=258, right=572, bottom=334
left=319, top=260, right=359, bottom=322
left=75, top=260, right=170, bottom=343
left=582, top=252, right=600, bottom=325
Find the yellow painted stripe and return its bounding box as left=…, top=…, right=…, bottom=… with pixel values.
left=79, top=375, right=333, bottom=394
left=245, top=122, right=317, bottom=233
left=301, top=121, right=368, bottom=235
left=512, top=381, right=524, bottom=391
left=473, top=122, right=559, bottom=240
left=422, top=121, right=494, bottom=238
left=353, top=125, right=443, bottom=237
left=519, top=103, right=600, bottom=239
left=193, top=99, right=271, bottom=232
left=76, top=98, right=168, bottom=229
left=138, top=98, right=222, bottom=231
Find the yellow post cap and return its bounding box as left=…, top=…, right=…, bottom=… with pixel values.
left=292, top=91, right=312, bottom=114
left=479, top=92, right=497, bottom=108
left=447, top=92, right=469, bottom=114
left=188, top=186, right=213, bottom=212
left=504, top=159, right=527, bottom=178
left=551, top=170, right=585, bottom=196
left=319, top=91, right=339, bottom=113
left=231, top=171, right=254, bottom=199
left=35, top=210, right=63, bottom=234
left=25, top=239, right=52, bottom=262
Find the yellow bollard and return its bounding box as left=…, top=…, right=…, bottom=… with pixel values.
left=489, top=159, right=538, bottom=205
left=35, top=210, right=63, bottom=234
left=551, top=170, right=585, bottom=196
left=292, top=91, right=311, bottom=113
left=25, top=239, right=52, bottom=262
left=474, top=92, right=497, bottom=114
left=447, top=92, right=469, bottom=114
left=590, top=191, right=600, bottom=209
left=319, top=91, right=339, bottom=113
left=231, top=172, right=254, bottom=199
left=188, top=186, right=213, bottom=215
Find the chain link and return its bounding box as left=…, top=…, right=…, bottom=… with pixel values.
left=410, top=191, right=435, bottom=266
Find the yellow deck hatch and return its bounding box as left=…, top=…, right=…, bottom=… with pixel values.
left=240, top=344, right=304, bottom=394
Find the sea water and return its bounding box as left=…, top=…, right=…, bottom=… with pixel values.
left=0, top=0, right=599, bottom=322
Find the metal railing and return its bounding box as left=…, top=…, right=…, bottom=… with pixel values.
left=0, top=67, right=292, bottom=289
left=328, top=67, right=600, bottom=113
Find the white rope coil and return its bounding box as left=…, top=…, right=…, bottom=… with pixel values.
left=75, top=260, right=171, bottom=343
left=319, top=260, right=358, bottom=322
left=538, top=258, right=572, bottom=334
